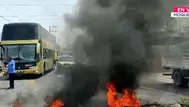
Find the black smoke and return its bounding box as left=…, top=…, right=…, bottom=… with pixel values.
left=54, top=63, right=101, bottom=107
left=54, top=0, right=165, bottom=106
left=108, top=62, right=141, bottom=93
left=10, top=0, right=189, bottom=107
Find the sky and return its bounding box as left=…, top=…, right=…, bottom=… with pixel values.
left=0, top=0, right=77, bottom=35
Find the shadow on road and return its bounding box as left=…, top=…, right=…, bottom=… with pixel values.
left=0, top=87, right=9, bottom=90
left=14, top=69, right=54, bottom=80
left=160, top=83, right=189, bottom=96
left=140, top=72, right=189, bottom=97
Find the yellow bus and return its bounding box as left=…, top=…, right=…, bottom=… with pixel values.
left=0, top=22, right=58, bottom=76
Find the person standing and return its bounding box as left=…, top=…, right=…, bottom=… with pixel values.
left=7, top=57, right=16, bottom=89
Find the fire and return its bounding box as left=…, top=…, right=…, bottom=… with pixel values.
left=12, top=99, right=24, bottom=107
left=12, top=98, right=64, bottom=107
left=106, top=82, right=141, bottom=107
left=45, top=98, right=64, bottom=107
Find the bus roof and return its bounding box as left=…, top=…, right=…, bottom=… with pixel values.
left=2, top=22, right=57, bottom=46
left=4, top=22, right=40, bottom=26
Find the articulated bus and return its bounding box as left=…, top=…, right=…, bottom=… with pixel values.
left=0, top=22, right=58, bottom=76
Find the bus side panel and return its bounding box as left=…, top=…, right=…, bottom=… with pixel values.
left=55, top=49, right=58, bottom=61
left=45, top=58, right=53, bottom=70
left=37, top=60, right=45, bottom=74
left=42, top=48, right=54, bottom=71
left=39, top=24, right=57, bottom=71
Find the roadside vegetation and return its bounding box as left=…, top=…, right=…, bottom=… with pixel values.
left=141, top=96, right=189, bottom=107
left=177, top=96, right=189, bottom=107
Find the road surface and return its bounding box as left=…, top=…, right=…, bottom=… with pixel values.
left=139, top=73, right=188, bottom=104
left=0, top=68, right=188, bottom=106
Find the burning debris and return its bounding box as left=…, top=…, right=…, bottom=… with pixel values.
left=106, top=82, right=140, bottom=107
left=12, top=99, right=24, bottom=107
left=45, top=98, right=64, bottom=107
left=106, top=62, right=141, bottom=107
left=12, top=97, right=64, bottom=107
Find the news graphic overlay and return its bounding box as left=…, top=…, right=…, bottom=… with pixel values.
left=171, top=6, right=189, bottom=17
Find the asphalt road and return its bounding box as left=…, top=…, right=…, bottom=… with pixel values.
left=0, top=70, right=61, bottom=107
left=139, top=73, right=189, bottom=104
left=0, top=68, right=188, bottom=107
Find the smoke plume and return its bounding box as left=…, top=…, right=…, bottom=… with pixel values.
left=14, top=0, right=167, bottom=106
left=54, top=0, right=166, bottom=106
left=11, top=1, right=189, bottom=107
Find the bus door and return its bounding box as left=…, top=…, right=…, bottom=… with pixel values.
left=0, top=45, right=4, bottom=71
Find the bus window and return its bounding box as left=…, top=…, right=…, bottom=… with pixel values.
left=2, top=24, right=37, bottom=40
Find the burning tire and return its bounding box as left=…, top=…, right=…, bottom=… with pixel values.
left=173, top=70, right=188, bottom=88
left=107, top=61, right=141, bottom=107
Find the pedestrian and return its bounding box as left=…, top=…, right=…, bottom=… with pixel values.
left=7, top=56, right=16, bottom=89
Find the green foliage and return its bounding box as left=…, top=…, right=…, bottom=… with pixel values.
left=178, top=96, right=189, bottom=107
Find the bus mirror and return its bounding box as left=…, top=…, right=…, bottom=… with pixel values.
left=37, top=43, right=40, bottom=53
left=38, top=39, right=42, bottom=43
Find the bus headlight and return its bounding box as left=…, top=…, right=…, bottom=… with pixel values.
left=29, top=66, right=38, bottom=69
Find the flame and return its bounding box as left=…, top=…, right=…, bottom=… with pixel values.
left=12, top=98, right=64, bottom=107
left=12, top=99, right=24, bottom=107
left=45, top=99, right=64, bottom=107
left=106, top=82, right=141, bottom=107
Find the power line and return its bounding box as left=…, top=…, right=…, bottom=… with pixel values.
left=27, top=15, right=61, bottom=17
left=0, top=19, right=6, bottom=22
left=32, top=19, right=62, bottom=20
left=1, top=14, right=63, bottom=21
left=0, top=4, right=22, bottom=21
left=5, top=6, right=22, bottom=20
left=0, top=4, right=73, bottom=7
left=0, top=15, right=11, bottom=22
left=0, top=4, right=72, bottom=21
left=19, top=19, right=62, bottom=21
left=2, top=15, right=61, bottom=17
left=1, top=15, right=16, bottom=17
left=0, top=15, right=62, bottom=21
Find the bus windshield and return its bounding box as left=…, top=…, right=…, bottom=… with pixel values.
left=2, top=45, right=36, bottom=62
